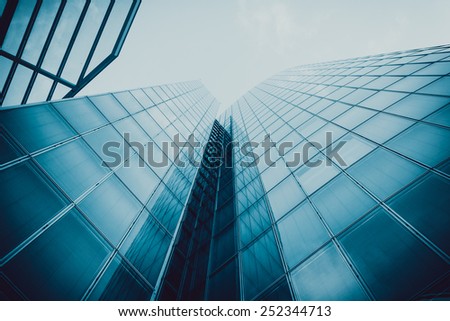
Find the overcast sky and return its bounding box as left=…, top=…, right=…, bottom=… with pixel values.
left=80, top=0, right=450, bottom=113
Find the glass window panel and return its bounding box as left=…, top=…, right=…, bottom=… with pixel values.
left=359, top=91, right=407, bottom=111
left=386, top=123, right=450, bottom=167
left=0, top=129, right=23, bottom=165
left=2, top=65, right=33, bottom=107
left=88, top=256, right=152, bottom=300
left=414, top=62, right=450, bottom=76
left=86, top=0, right=133, bottom=75
left=3, top=209, right=110, bottom=300
left=291, top=243, right=368, bottom=300
left=295, top=153, right=340, bottom=195
left=239, top=199, right=271, bottom=247
left=78, top=175, right=142, bottom=245
left=266, top=175, right=305, bottom=220
left=318, top=102, right=348, bottom=120
left=41, top=1, right=85, bottom=73
left=1, top=0, right=36, bottom=55
left=387, top=63, right=429, bottom=76
left=278, top=201, right=329, bottom=268
left=386, top=94, right=450, bottom=119
left=89, top=94, right=128, bottom=122
left=120, top=210, right=171, bottom=286
left=147, top=182, right=184, bottom=233
left=35, top=138, right=109, bottom=200
left=210, top=225, right=236, bottom=271
left=22, top=0, right=60, bottom=64
left=340, top=208, right=449, bottom=300
left=0, top=56, right=13, bottom=92
left=333, top=133, right=376, bottom=168
left=113, top=91, right=144, bottom=114
left=340, top=89, right=376, bottom=105
left=418, top=76, right=450, bottom=96
left=133, top=111, right=163, bottom=138
left=207, top=259, right=238, bottom=300
left=387, top=173, right=450, bottom=254
left=242, top=230, right=284, bottom=300
left=62, top=0, right=109, bottom=83
left=260, top=159, right=291, bottom=191
left=0, top=160, right=68, bottom=258
left=364, top=76, right=402, bottom=90
left=82, top=124, right=127, bottom=168
left=355, top=113, right=414, bottom=144
left=312, top=174, right=376, bottom=234
left=333, top=106, right=377, bottom=129
left=350, top=148, right=425, bottom=201
left=143, top=87, right=163, bottom=105
left=53, top=97, right=108, bottom=133
left=425, top=104, right=450, bottom=127
left=0, top=103, right=75, bottom=153
left=27, top=74, right=53, bottom=104
left=386, top=76, right=439, bottom=92
left=131, top=89, right=154, bottom=109
left=115, top=154, right=160, bottom=203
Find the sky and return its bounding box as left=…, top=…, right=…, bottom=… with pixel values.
left=80, top=0, right=450, bottom=113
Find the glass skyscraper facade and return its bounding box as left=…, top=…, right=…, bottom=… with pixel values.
left=0, top=0, right=141, bottom=107
left=1, top=44, right=449, bottom=300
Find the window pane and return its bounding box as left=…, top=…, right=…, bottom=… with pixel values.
left=3, top=209, right=110, bottom=300
left=89, top=94, right=128, bottom=123
left=311, top=174, right=376, bottom=234
left=355, top=113, right=414, bottom=144
left=35, top=139, right=109, bottom=200
left=78, top=175, right=142, bottom=245
left=333, top=133, right=376, bottom=168
left=120, top=210, right=171, bottom=286
left=242, top=230, right=284, bottom=300
left=340, top=208, right=449, bottom=300
left=278, top=201, right=329, bottom=268
left=291, top=243, right=368, bottom=300
left=386, top=123, right=450, bottom=167
left=2, top=65, right=33, bottom=106
left=2, top=1, right=36, bottom=55
left=387, top=173, right=450, bottom=254
left=348, top=148, right=425, bottom=200
left=42, top=1, right=85, bottom=73
left=385, top=94, right=450, bottom=119
left=0, top=160, right=68, bottom=258
left=294, top=153, right=340, bottom=195
left=359, top=91, right=407, bottom=111
left=418, top=76, right=450, bottom=96
left=22, top=1, right=60, bottom=64
left=386, top=76, right=438, bottom=92
left=53, top=98, right=108, bottom=133
left=239, top=199, right=271, bottom=247
left=88, top=256, right=152, bottom=301
left=115, top=154, right=160, bottom=203
left=266, top=175, right=305, bottom=220
left=0, top=128, right=23, bottom=165
left=113, top=91, right=144, bottom=114
left=333, top=106, right=377, bottom=129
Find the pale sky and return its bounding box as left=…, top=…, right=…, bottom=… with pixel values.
left=80, top=0, right=450, bottom=113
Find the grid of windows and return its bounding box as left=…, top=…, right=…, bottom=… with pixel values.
left=0, top=80, right=219, bottom=300
left=227, top=44, right=450, bottom=300
left=1, top=44, right=449, bottom=301
left=0, top=0, right=141, bottom=107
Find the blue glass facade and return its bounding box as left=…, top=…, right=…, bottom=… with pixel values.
left=1, top=44, right=449, bottom=300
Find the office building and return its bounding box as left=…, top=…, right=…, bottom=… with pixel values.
left=0, top=44, right=449, bottom=300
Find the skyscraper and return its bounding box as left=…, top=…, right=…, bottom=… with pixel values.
left=0, top=44, right=449, bottom=300
left=0, top=0, right=141, bottom=107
